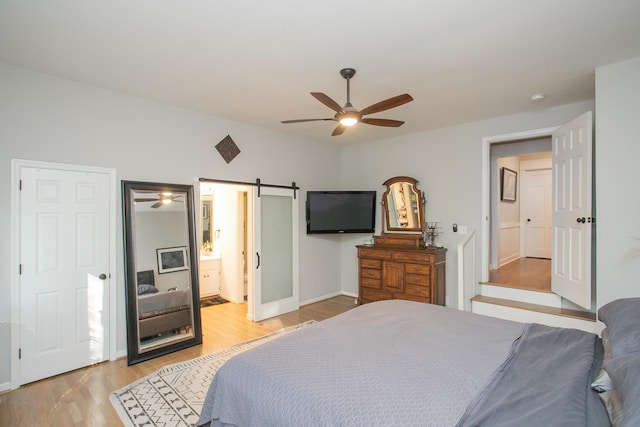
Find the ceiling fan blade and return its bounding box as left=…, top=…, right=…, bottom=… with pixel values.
left=281, top=118, right=334, bottom=124
left=311, top=92, right=344, bottom=113
left=151, top=201, right=163, bottom=209
left=332, top=124, right=347, bottom=136
left=359, top=94, right=413, bottom=116
left=360, top=118, right=405, bottom=127
left=135, top=198, right=160, bottom=202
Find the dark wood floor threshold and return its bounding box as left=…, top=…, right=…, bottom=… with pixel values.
left=472, top=295, right=596, bottom=322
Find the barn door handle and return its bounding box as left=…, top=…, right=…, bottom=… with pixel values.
left=256, top=252, right=260, bottom=269
left=577, top=217, right=586, bottom=223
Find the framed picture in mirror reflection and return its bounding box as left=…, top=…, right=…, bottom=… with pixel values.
left=500, top=167, right=517, bottom=202
left=157, top=246, right=188, bottom=273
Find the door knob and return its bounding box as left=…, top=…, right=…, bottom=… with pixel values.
left=527, top=218, right=531, bottom=222
left=99, top=273, right=107, bottom=280
left=577, top=217, right=586, bottom=223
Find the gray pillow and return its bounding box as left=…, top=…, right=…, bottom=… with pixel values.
left=598, top=298, right=640, bottom=357
left=604, top=354, right=640, bottom=427
left=138, top=284, right=159, bottom=295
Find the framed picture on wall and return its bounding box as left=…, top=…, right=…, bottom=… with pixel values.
left=500, top=167, right=517, bottom=201
left=157, top=246, right=188, bottom=273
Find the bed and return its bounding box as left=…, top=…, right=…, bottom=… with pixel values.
left=136, top=270, right=193, bottom=339
left=197, top=298, right=640, bottom=427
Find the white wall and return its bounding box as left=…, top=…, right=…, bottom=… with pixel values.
left=496, top=156, right=521, bottom=267
left=339, top=100, right=595, bottom=305
left=595, top=56, right=640, bottom=308
left=0, top=62, right=341, bottom=385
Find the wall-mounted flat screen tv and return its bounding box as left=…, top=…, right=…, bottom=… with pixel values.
left=306, top=191, right=376, bottom=234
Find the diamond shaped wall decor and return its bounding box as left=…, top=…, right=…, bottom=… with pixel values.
left=215, top=135, right=240, bottom=163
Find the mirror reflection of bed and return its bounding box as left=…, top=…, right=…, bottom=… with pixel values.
left=136, top=269, right=194, bottom=351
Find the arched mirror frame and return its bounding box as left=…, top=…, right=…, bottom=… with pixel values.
left=122, top=180, right=202, bottom=365
left=381, top=176, right=425, bottom=234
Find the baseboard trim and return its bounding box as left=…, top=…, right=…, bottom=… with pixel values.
left=300, top=291, right=356, bottom=307
left=0, top=381, right=11, bottom=394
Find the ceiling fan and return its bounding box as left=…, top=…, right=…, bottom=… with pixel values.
left=134, top=192, right=184, bottom=209
left=281, top=68, right=413, bottom=136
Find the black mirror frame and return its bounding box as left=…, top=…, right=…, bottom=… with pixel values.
left=122, top=180, right=202, bottom=365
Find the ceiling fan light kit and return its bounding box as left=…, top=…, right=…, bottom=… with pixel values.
left=134, top=191, right=184, bottom=209
left=282, top=68, right=413, bottom=136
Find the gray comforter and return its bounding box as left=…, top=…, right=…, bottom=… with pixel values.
left=198, top=300, right=608, bottom=426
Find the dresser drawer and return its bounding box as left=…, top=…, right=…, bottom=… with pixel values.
left=358, top=248, right=392, bottom=260
left=361, top=268, right=381, bottom=280
left=404, top=283, right=430, bottom=298
left=361, top=277, right=381, bottom=289
left=361, top=258, right=382, bottom=269
left=393, top=251, right=433, bottom=263
left=404, top=273, right=429, bottom=286
left=405, top=263, right=430, bottom=275
left=397, top=293, right=431, bottom=303
left=361, top=287, right=392, bottom=302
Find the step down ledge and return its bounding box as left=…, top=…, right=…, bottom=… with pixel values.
left=478, top=284, right=561, bottom=307
left=472, top=296, right=600, bottom=334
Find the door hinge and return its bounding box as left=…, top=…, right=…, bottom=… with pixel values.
left=18, top=348, right=22, bottom=360
left=19, top=179, right=22, bottom=191
left=19, top=264, right=23, bottom=275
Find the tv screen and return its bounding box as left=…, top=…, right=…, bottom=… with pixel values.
left=306, top=191, right=376, bottom=234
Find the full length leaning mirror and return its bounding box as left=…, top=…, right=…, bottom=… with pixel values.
left=122, top=180, right=202, bottom=365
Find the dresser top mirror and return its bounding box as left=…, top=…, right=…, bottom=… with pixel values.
left=381, top=176, right=425, bottom=234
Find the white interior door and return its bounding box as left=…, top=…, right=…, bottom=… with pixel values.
left=551, top=111, right=593, bottom=309
left=252, top=186, right=299, bottom=321
left=19, top=167, right=111, bottom=384
left=524, top=168, right=552, bottom=258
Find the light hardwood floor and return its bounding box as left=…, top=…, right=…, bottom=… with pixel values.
left=0, top=295, right=356, bottom=426
left=487, top=257, right=551, bottom=292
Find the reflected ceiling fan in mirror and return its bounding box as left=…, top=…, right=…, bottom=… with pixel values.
left=281, top=68, right=413, bottom=136
left=134, top=191, right=184, bottom=208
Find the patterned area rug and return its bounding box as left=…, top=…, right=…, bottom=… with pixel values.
left=110, top=321, right=316, bottom=427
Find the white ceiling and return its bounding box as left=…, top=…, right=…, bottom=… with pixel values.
left=1, top=1, right=639, bottom=145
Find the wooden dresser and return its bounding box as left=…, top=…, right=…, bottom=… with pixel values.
left=356, top=245, right=446, bottom=306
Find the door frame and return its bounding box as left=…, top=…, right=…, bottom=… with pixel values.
left=481, top=127, right=558, bottom=282
left=10, top=159, right=117, bottom=389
